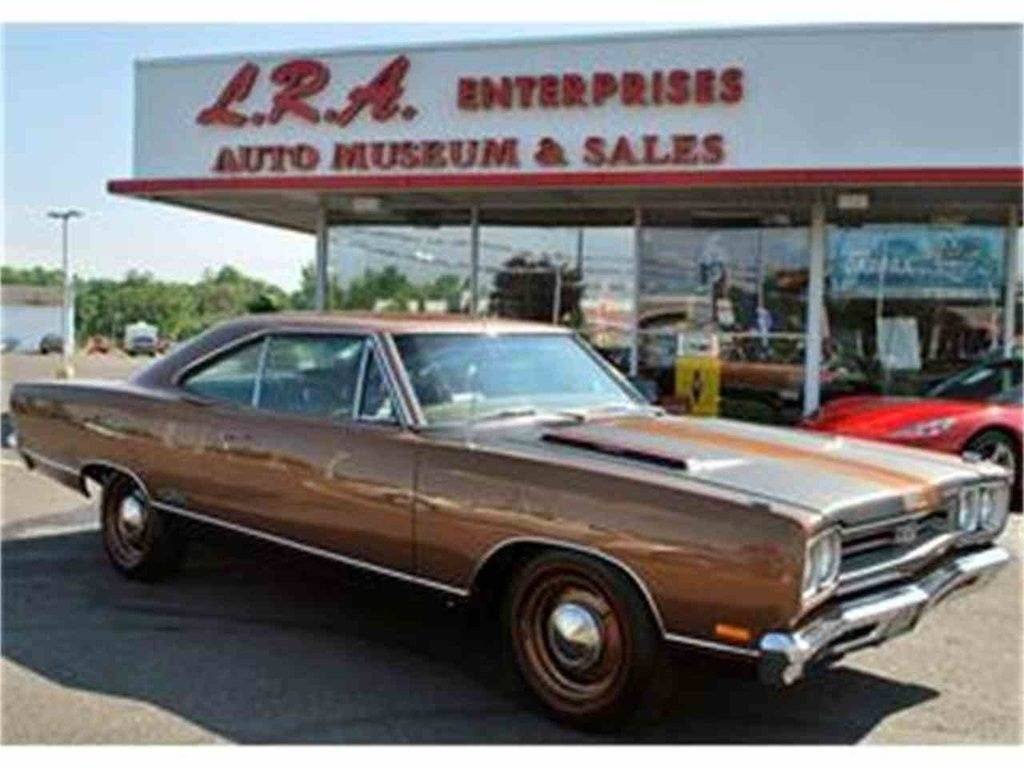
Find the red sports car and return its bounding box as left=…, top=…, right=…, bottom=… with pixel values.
left=803, top=354, right=1023, bottom=505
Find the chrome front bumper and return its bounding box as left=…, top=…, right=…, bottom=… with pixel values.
left=758, top=545, right=1011, bottom=686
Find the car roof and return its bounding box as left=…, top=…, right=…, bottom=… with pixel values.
left=233, top=311, right=571, bottom=335
left=131, top=312, right=571, bottom=389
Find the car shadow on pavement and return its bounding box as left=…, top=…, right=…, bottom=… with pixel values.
left=1, top=520, right=939, bottom=744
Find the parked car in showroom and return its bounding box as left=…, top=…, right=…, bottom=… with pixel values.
left=9, top=313, right=1012, bottom=728
left=802, top=352, right=1022, bottom=506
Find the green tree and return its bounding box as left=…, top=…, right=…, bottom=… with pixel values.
left=1, top=265, right=63, bottom=286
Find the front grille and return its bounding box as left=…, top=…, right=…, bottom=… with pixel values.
left=838, top=503, right=956, bottom=592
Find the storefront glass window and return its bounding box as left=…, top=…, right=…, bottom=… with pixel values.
left=825, top=225, right=1008, bottom=396
left=638, top=227, right=810, bottom=423
left=477, top=226, right=635, bottom=369
left=329, top=226, right=473, bottom=314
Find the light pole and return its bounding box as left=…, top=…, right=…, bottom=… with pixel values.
left=47, top=209, right=83, bottom=378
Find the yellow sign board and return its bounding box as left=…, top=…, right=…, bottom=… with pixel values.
left=675, top=356, right=721, bottom=416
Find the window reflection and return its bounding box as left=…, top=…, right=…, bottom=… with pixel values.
left=825, top=226, right=1007, bottom=395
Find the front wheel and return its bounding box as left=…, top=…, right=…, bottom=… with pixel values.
left=504, top=550, right=659, bottom=729
left=101, top=474, right=186, bottom=580
left=965, top=430, right=1022, bottom=510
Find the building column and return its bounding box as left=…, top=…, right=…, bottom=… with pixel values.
left=1004, top=205, right=1019, bottom=356
left=469, top=205, right=480, bottom=315
left=629, top=206, right=643, bottom=377
left=803, top=200, right=827, bottom=416
left=314, top=201, right=329, bottom=312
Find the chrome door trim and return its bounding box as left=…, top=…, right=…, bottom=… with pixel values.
left=663, top=632, right=761, bottom=658
left=150, top=499, right=469, bottom=598
left=30, top=451, right=763, bottom=658
left=21, top=448, right=80, bottom=477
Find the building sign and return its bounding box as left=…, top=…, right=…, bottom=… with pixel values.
left=829, top=227, right=1006, bottom=301
left=129, top=26, right=1022, bottom=182
left=193, top=54, right=740, bottom=175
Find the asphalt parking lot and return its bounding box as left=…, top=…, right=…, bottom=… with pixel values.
left=1, top=352, right=1021, bottom=744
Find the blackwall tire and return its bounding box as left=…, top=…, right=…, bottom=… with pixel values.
left=101, top=474, right=186, bottom=581
left=504, top=550, right=659, bottom=730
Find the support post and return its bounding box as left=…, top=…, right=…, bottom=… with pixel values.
left=803, top=200, right=827, bottom=417
left=61, top=219, right=73, bottom=371
left=629, top=207, right=643, bottom=377
left=469, top=205, right=480, bottom=315
left=1004, top=205, right=1019, bottom=356
left=575, top=227, right=584, bottom=275
left=314, top=202, right=329, bottom=312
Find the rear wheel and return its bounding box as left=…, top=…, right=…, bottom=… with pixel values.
left=101, top=474, right=185, bottom=580
left=965, top=430, right=1022, bottom=510
left=504, top=550, right=659, bottom=729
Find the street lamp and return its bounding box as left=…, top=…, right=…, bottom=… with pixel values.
left=47, top=209, right=83, bottom=378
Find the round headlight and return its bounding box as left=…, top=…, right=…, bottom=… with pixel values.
left=958, top=487, right=981, bottom=531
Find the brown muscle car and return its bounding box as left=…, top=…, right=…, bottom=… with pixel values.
left=9, top=312, right=1013, bottom=728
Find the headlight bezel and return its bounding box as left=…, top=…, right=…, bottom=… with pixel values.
left=801, top=527, right=842, bottom=607
left=957, top=481, right=1009, bottom=536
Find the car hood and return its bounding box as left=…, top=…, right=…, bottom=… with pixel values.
left=478, top=413, right=989, bottom=519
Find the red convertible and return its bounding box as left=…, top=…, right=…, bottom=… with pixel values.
left=803, top=353, right=1022, bottom=504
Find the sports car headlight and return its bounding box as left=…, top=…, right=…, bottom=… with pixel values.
left=802, top=528, right=842, bottom=603
left=890, top=417, right=957, bottom=439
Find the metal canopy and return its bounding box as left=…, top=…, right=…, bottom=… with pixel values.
left=108, top=176, right=1023, bottom=233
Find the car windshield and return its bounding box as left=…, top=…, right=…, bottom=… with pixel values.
left=393, top=332, right=642, bottom=425
left=926, top=355, right=1023, bottom=402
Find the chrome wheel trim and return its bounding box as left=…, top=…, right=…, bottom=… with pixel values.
left=106, top=486, right=150, bottom=567
left=547, top=601, right=603, bottom=672
left=970, top=436, right=1017, bottom=476
left=118, top=494, right=146, bottom=539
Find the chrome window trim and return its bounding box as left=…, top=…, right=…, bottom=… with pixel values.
left=172, top=328, right=270, bottom=389
left=384, top=330, right=647, bottom=429
left=375, top=332, right=421, bottom=428
left=352, top=340, right=371, bottom=421
left=251, top=336, right=270, bottom=408
left=171, top=326, right=412, bottom=430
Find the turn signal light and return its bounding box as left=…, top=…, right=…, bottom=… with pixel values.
left=714, top=623, right=752, bottom=644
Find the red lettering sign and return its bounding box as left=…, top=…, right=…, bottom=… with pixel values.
left=196, top=55, right=416, bottom=129
left=457, top=67, right=744, bottom=111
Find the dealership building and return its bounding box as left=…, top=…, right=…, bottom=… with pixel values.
left=108, top=23, right=1023, bottom=421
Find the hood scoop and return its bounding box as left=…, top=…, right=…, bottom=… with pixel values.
left=542, top=431, right=689, bottom=471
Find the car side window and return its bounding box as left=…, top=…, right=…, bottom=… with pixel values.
left=256, top=334, right=365, bottom=419
left=358, top=348, right=398, bottom=423
left=181, top=340, right=264, bottom=405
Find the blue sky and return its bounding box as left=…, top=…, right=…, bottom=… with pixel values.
left=2, top=23, right=678, bottom=291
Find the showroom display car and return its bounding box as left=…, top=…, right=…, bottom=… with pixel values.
left=802, top=352, right=1023, bottom=504
left=9, top=313, right=1013, bottom=728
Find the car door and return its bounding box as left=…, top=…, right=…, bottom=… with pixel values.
left=176, top=330, right=417, bottom=572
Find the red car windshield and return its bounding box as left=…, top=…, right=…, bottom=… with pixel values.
left=927, top=356, right=1022, bottom=403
